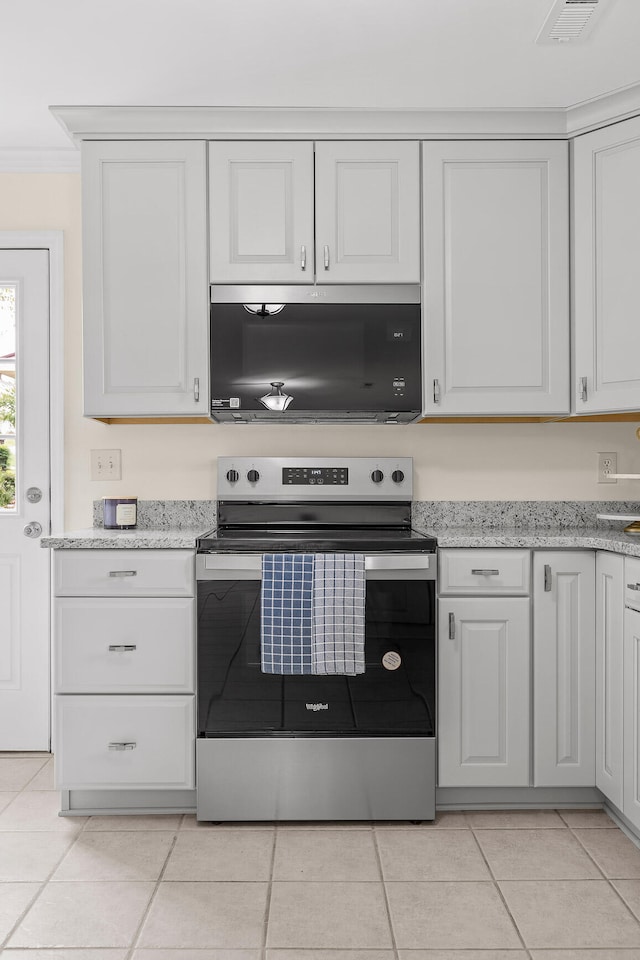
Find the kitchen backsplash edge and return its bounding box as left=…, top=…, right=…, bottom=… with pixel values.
left=93, top=499, right=640, bottom=531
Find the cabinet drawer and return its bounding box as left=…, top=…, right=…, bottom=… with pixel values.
left=55, top=549, right=194, bottom=597
left=54, top=695, right=195, bottom=790
left=439, top=549, right=531, bottom=596
left=54, top=598, right=195, bottom=693
left=625, top=557, right=640, bottom=608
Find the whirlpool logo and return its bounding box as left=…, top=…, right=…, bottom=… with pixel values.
left=305, top=703, right=329, bottom=711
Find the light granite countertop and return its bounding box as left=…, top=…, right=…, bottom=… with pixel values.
left=41, top=523, right=640, bottom=558
left=420, top=526, right=640, bottom=558
left=41, top=526, right=209, bottom=549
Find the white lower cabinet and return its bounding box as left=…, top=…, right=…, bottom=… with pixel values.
left=438, top=595, right=530, bottom=787
left=55, top=695, right=195, bottom=790
left=53, top=549, right=196, bottom=792
left=595, top=551, right=624, bottom=808
left=439, top=548, right=597, bottom=792
left=533, top=552, right=595, bottom=787
left=624, top=606, right=640, bottom=830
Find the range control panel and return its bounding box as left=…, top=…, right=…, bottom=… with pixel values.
left=217, top=457, right=413, bottom=501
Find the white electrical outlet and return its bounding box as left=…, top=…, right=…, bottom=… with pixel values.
left=90, top=449, right=122, bottom=481
left=597, top=452, right=617, bottom=484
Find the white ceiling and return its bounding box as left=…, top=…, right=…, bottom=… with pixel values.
left=3, top=0, right=640, bottom=158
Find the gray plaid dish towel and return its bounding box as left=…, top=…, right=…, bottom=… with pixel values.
left=312, top=553, right=366, bottom=676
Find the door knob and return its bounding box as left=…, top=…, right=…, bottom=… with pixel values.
left=23, top=521, right=42, bottom=539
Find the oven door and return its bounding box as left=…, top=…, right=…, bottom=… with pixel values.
left=196, top=553, right=435, bottom=738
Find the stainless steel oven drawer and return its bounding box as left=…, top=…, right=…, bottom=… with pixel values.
left=196, top=736, right=435, bottom=821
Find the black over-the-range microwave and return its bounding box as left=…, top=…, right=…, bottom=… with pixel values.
left=209, top=284, right=422, bottom=424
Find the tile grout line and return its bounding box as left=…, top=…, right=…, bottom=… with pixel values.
left=371, top=825, right=400, bottom=960
left=567, top=821, right=640, bottom=930
left=468, top=822, right=532, bottom=957
left=123, top=824, right=181, bottom=960
left=261, top=824, right=278, bottom=960
left=0, top=827, right=85, bottom=949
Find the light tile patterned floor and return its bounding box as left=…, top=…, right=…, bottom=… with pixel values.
left=3, top=756, right=640, bottom=958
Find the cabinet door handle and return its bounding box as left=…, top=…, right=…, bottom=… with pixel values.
left=544, top=564, right=552, bottom=591
left=108, top=644, right=137, bottom=652
left=300, top=245, right=306, bottom=271
left=579, top=376, right=588, bottom=402
left=108, top=742, right=136, bottom=751
left=471, top=568, right=500, bottom=576
left=324, top=245, right=330, bottom=270
left=433, top=379, right=441, bottom=404
left=448, top=612, right=455, bottom=640
left=108, top=570, right=137, bottom=578
left=627, top=583, right=640, bottom=591
left=193, top=377, right=200, bottom=403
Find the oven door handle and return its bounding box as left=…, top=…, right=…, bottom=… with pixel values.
left=197, top=553, right=435, bottom=581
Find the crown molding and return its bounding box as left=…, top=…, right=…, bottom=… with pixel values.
left=50, top=104, right=570, bottom=141
left=0, top=149, right=80, bottom=173
left=566, top=81, right=640, bottom=136
left=44, top=84, right=640, bottom=148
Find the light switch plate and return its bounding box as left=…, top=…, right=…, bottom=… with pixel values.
left=91, top=448, right=122, bottom=481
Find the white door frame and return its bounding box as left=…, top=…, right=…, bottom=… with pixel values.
left=0, top=232, right=64, bottom=531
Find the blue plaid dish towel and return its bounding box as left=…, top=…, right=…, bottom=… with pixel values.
left=261, top=554, right=314, bottom=674
left=261, top=553, right=366, bottom=675
left=312, top=554, right=366, bottom=676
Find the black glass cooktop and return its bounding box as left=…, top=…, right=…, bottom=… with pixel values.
left=197, top=526, right=437, bottom=554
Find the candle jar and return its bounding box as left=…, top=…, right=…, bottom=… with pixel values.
left=103, top=497, right=138, bottom=530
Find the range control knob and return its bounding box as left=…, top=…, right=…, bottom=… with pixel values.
left=247, top=469, right=260, bottom=483
left=226, top=469, right=240, bottom=483
left=371, top=469, right=384, bottom=484
left=391, top=470, right=405, bottom=484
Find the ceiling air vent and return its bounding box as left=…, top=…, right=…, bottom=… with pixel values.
left=536, top=0, right=606, bottom=43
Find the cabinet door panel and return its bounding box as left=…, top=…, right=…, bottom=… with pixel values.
left=315, top=141, right=420, bottom=283
left=533, top=552, right=595, bottom=787
left=438, top=597, right=530, bottom=787
left=595, top=552, right=624, bottom=807
left=209, top=141, right=314, bottom=283
left=423, top=141, right=569, bottom=415
left=82, top=141, right=209, bottom=417
left=624, top=607, right=640, bottom=830
left=574, top=116, right=640, bottom=413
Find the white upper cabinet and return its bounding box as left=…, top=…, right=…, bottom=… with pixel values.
left=314, top=141, right=420, bottom=283
left=209, top=142, right=314, bottom=284
left=209, top=141, right=420, bottom=284
left=423, top=141, right=569, bottom=416
left=82, top=141, right=209, bottom=417
left=573, top=116, right=640, bottom=413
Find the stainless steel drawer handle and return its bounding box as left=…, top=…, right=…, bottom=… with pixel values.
left=471, top=569, right=500, bottom=576
left=108, top=644, right=137, bottom=652
left=108, top=570, right=137, bottom=578
left=300, top=244, right=306, bottom=271
left=627, top=583, right=640, bottom=591
left=544, top=564, right=552, bottom=591
left=324, top=244, right=330, bottom=270
left=448, top=612, right=455, bottom=640
left=108, top=742, right=136, bottom=751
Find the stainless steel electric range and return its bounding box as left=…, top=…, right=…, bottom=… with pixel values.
left=196, top=457, right=436, bottom=821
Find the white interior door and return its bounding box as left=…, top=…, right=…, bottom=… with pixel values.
left=0, top=249, right=51, bottom=749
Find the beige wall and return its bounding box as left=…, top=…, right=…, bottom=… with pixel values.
left=2, top=172, right=640, bottom=531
